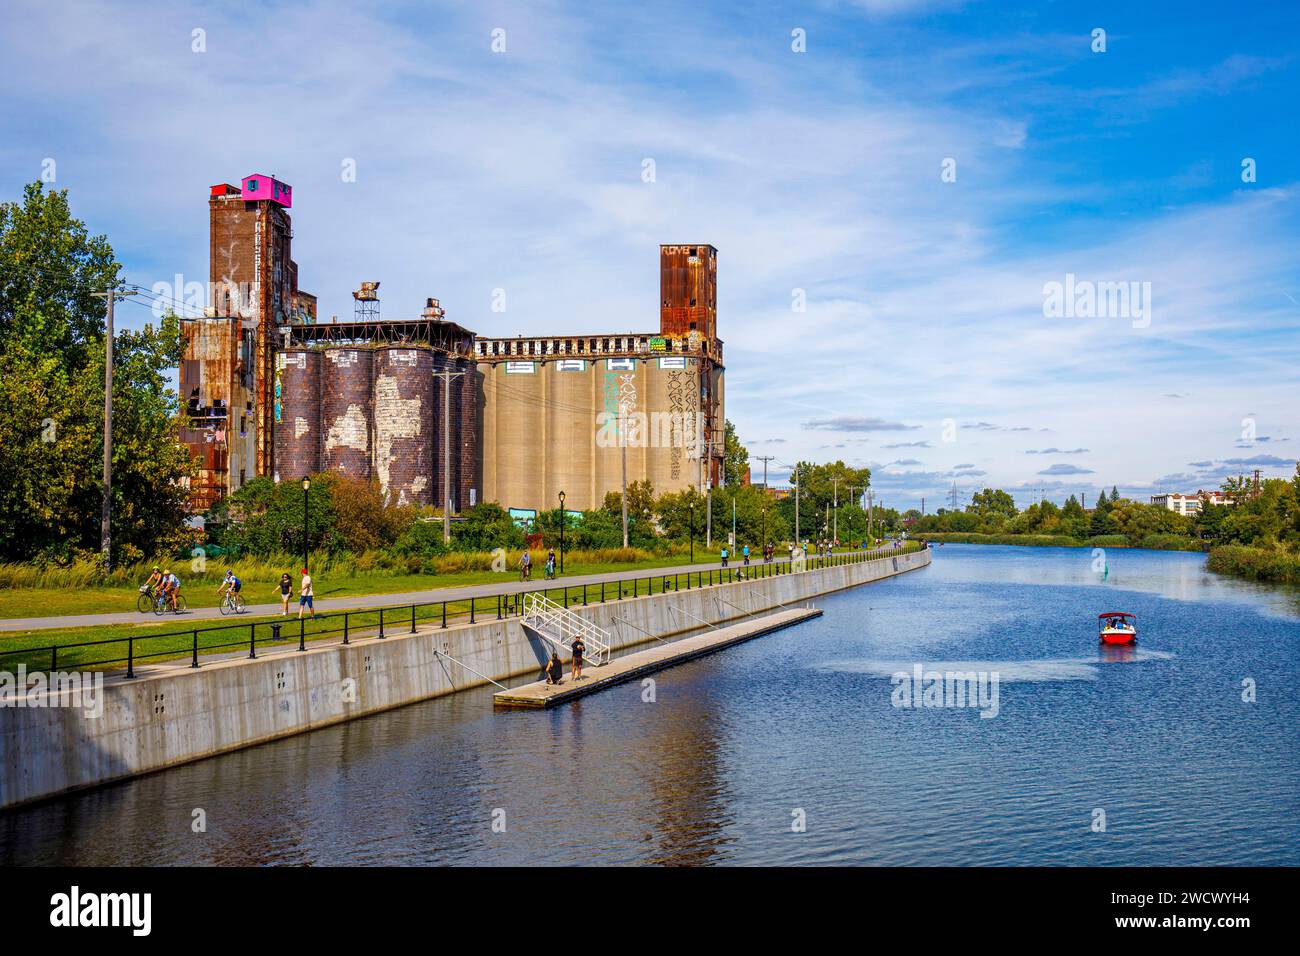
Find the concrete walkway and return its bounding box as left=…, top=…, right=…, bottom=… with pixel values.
left=493, top=606, right=823, bottom=708
left=0, top=553, right=878, bottom=633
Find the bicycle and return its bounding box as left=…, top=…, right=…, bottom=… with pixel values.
left=153, top=591, right=188, bottom=615
left=218, top=591, right=246, bottom=615
left=137, top=585, right=157, bottom=614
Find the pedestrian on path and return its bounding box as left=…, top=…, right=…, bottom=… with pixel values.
left=720, top=546, right=729, bottom=567
left=279, top=573, right=293, bottom=615
left=298, top=568, right=315, bottom=619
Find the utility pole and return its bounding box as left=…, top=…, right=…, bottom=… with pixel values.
left=91, top=287, right=136, bottom=568
left=830, top=477, right=841, bottom=546
left=705, top=438, right=713, bottom=549
left=920, top=496, right=926, bottom=516
left=755, top=454, right=775, bottom=549
left=755, top=455, right=775, bottom=492
left=792, top=464, right=800, bottom=546
left=435, top=370, right=465, bottom=543
left=865, top=489, right=875, bottom=545
left=619, top=404, right=629, bottom=548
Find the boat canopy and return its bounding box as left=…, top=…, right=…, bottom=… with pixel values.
left=1098, top=612, right=1136, bottom=620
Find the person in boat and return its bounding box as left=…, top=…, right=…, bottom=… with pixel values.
left=544, top=652, right=563, bottom=685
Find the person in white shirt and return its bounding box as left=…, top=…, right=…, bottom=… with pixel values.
left=298, top=567, right=315, bottom=619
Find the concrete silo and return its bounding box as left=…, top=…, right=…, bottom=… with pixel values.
left=275, top=348, right=322, bottom=480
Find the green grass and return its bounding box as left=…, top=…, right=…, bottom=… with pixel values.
left=0, top=549, right=725, bottom=619
left=0, top=548, right=907, bottom=673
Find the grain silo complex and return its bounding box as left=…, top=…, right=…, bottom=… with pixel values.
left=180, top=174, right=724, bottom=520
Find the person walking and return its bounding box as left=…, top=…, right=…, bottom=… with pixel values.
left=571, top=636, right=585, bottom=681
left=545, top=548, right=556, bottom=580
left=520, top=549, right=532, bottom=582
left=742, top=544, right=750, bottom=566
left=298, top=567, right=315, bottom=619
left=279, top=572, right=293, bottom=615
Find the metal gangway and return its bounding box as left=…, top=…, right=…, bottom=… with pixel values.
left=521, top=593, right=612, bottom=665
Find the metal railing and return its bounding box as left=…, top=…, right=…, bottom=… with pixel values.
left=521, top=592, right=612, bottom=665
left=0, top=541, right=926, bottom=676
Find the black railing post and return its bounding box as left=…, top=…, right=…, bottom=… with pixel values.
left=191, top=629, right=198, bottom=668
left=379, top=607, right=386, bottom=639
left=470, top=599, right=475, bottom=624
left=442, top=602, right=447, bottom=629
left=497, top=594, right=503, bottom=620
left=248, top=624, right=257, bottom=660
left=127, top=638, right=135, bottom=678
left=299, top=617, right=305, bottom=650
left=583, top=584, right=588, bottom=606
left=344, top=612, right=350, bottom=645
left=601, top=581, right=606, bottom=602
left=411, top=604, right=417, bottom=634
left=564, top=588, right=569, bottom=609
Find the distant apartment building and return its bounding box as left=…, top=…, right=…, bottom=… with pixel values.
left=1150, top=490, right=1235, bottom=516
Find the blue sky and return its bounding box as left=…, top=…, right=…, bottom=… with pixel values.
left=2, top=0, right=1297, bottom=510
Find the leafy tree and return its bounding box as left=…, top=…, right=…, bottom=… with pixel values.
left=654, top=486, right=707, bottom=541
left=0, top=182, right=194, bottom=564
left=722, top=419, right=749, bottom=488
left=967, top=488, right=1018, bottom=524
left=451, top=502, right=524, bottom=552
left=219, top=475, right=335, bottom=557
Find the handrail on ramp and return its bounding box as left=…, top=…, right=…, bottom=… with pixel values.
left=522, top=592, right=612, bottom=665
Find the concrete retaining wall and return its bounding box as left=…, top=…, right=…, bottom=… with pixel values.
left=0, top=549, right=929, bottom=810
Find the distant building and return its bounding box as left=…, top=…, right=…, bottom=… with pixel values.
left=1151, top=490, right=1236, bottom=516
left=179, top=178, right=724, bottom=516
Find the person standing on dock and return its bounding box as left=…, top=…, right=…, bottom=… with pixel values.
left=571, top=637, right=585, bottom=681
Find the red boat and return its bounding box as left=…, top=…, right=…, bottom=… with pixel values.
left=1098, top=612, right=1137, bottom=645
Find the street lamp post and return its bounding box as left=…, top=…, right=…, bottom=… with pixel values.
left=558, top=490, right=566, bottom=574
left=301, top=476, right=311, bottom=575
left=689, top=500, right=695, bottom=563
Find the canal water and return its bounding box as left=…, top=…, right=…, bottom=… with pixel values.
left=3, top=544, right=1297, bottom=866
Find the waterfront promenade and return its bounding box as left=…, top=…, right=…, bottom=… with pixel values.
left=0, top=549, right=904, bottom=633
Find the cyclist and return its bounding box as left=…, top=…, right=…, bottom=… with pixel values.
left=217, top=569, right=242, bottom=609
left=142, top=565, right=163, bottom=598
left=161, top=569, right=181, bottom=611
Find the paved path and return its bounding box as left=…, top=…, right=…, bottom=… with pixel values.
left=493, top=606, right=823, bottom=708
left=0, top=553, right=866, bottom=633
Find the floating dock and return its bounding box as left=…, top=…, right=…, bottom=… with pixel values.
left=493, top=606, right=823, bottom=708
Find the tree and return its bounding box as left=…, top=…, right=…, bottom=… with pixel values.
left=451, top=502, right=525, bottom=552
left=722, top=419, right=749, bottom=487
left=0, top=182, right=195, bottom=564
left=967, top=488, right=1018, bottom=525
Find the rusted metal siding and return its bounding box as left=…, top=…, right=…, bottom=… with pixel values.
left=274, top=349, right=321, bottom=481
left=179, top=316, right=250, bottom=511
left=659, top=244, right=717, bottom=342
left=373, top=346, right=434, bottom=505
left=321, top=348, right=373, bottom=480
